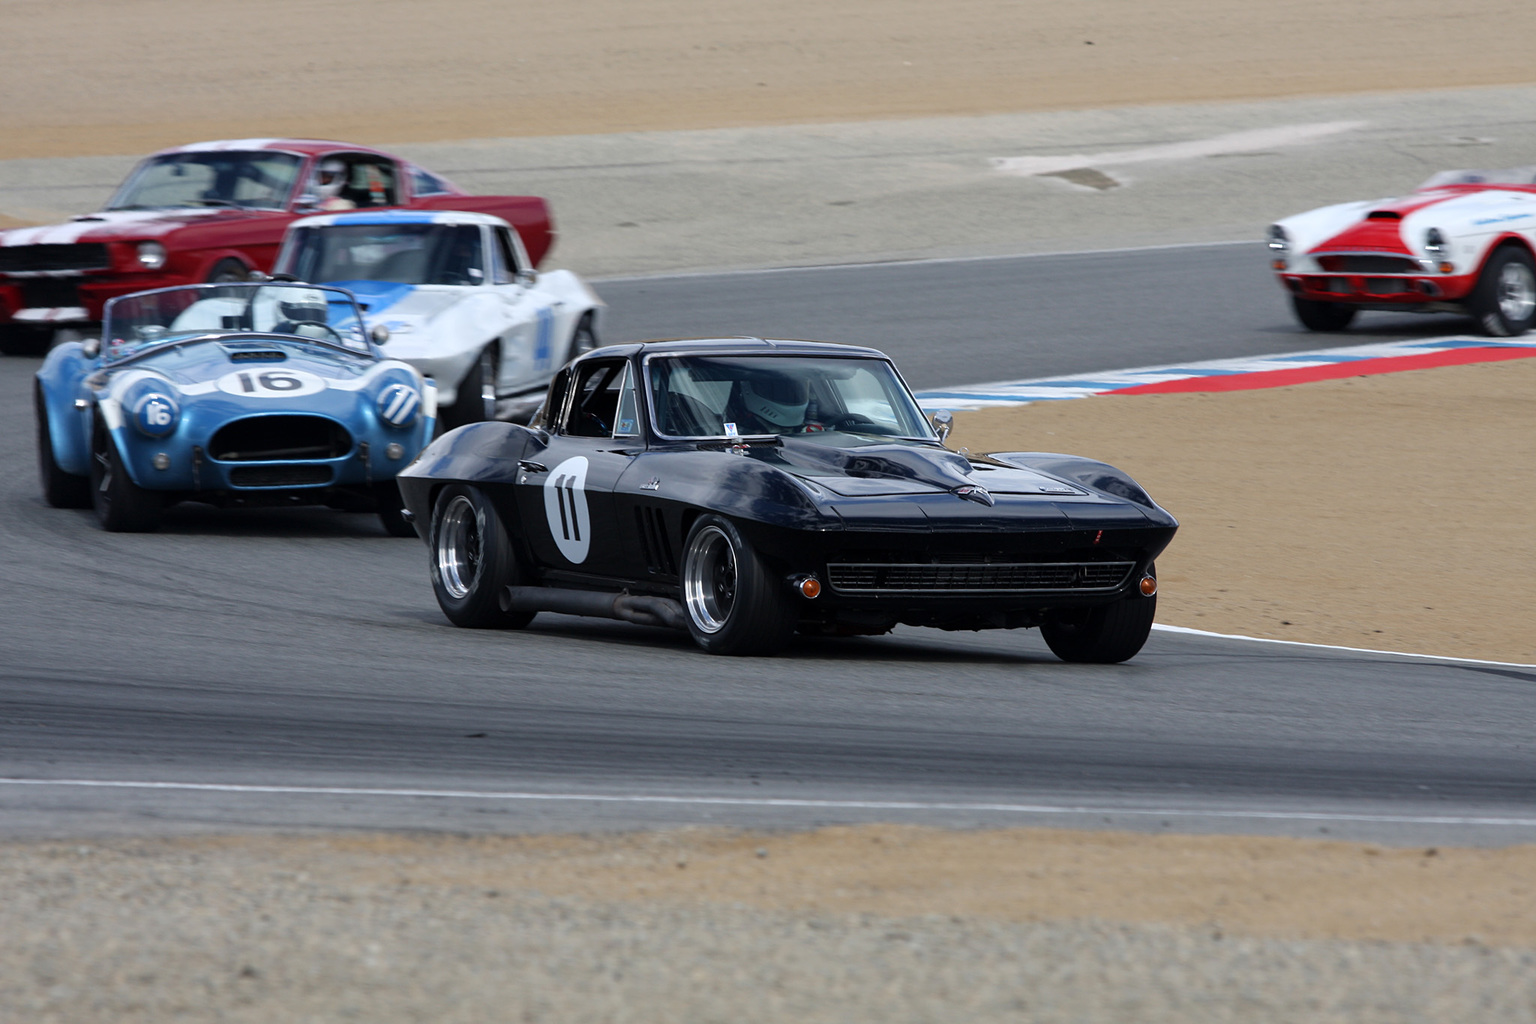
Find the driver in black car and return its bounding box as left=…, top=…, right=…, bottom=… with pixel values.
left=724, top=369, right=818, bottom=435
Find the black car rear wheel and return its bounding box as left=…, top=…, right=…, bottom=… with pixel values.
left=1040, top=574, right=1157, bottom=664
left=1291, top=296, right=1357, bottom=332
left=90, top=424, right=161, bottom=532
left=429, top=484, right=533, bottom=628
left=680, top=514, right=793, bottom=655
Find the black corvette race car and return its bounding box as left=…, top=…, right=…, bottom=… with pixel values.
left=395, top=339, right=1177, bottom=661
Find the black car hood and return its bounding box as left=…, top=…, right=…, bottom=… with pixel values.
left=768, top=436, right=1085, bottom=498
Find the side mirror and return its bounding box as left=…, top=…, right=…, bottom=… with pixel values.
left=370, top=324, right=391, bottom=345
left=519, top=269, right=539, bottom=287
left=293, top=193, right=320, bottom=213
left=930, top=409, right=953, bottom=444
left=80, top=337, right=101, bottom=358
left=246, top=269, right=268, bottom=282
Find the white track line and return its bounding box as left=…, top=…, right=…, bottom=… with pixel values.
left=1152, top=625, right=1536, bottom=669
left=1, top=778, right=1533, bottom=828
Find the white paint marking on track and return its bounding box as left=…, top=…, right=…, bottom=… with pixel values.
left=915, top=335, right=1536, bottom=410
left=992, top=121, right=1366, bottom=177
left=2, top=778, right=1534, bottom=828
left=1152, top=624, right=1536, bottom=669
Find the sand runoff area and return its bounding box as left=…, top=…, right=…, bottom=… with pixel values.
left=4, top=1, right=1536, bottom=1018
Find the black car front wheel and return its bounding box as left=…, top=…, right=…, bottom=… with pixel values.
left=680, top=515, right=794, bottom=655
left=90, top=426, right=161, bottom=533
left=1040, top=580, right=1157, bottom=664
left=429, top=484, right=533, bottom=628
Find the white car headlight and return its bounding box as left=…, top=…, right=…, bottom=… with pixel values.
left=136, top=241, right=168, bottom=270
left=1424, top=227, right=1447, bottom=256
left=1266, top=225, right=1289, bottom=254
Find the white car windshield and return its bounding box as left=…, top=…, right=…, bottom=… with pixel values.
left=106, top=151, right=304, bottom=211
left=102, top=283, right=370, bottom=362
left=647, top=354, right=933, bottom=440
left=278, top=222, right=486, bottom=286
left=1419, top=166, right=1536, bottom=189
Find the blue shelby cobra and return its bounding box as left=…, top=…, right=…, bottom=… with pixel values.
left=34, top=282, right=437, bottom=533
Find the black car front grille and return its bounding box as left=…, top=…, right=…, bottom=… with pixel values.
left=0, top=243, right=111, bottom=273
left=1316, top=255, right=1419, bottom=274
left=827, top=561, right=1135, bottom=593
left=228, top=465, right=334, bottom=488
left=20, top=278, right=83, bottom=308
left=209, top=416, right=352, bottom=462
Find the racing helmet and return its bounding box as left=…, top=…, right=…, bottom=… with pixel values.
left=316, top=158, right=348, bottom=200
left=738, top=369, right=810, bottom=428
left=277, top=288, right=329, bottom=325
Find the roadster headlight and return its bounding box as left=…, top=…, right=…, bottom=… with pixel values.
left=135, top=241, right=167, bottom=270
left=1266, top=224, right=1289, bottom=254
left=378, top=383, right=421, bottom=427
left=131, top=391, right=179, bottom=437
left=1424, top=227, right=1447, bottom=257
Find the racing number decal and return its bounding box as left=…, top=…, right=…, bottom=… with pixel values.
left=215, top=369, right=326, bottom=398
left=542, top=456, right=591, bottom=563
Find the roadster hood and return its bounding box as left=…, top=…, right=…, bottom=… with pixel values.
left=770, top=436, right=1085, bottom=498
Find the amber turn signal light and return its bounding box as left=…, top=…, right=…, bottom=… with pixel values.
left=1139, top=575, right=1158, bottom=597
left=797, top=576, right=822, bottom=599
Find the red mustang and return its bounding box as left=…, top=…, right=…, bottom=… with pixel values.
left=0, top=139, right=554, bottom=354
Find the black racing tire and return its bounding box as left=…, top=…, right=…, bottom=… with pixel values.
left=1040, top=571, right=1158, bottom=664
left=680, top=514, right=794, bottom=656
left=1468, top=245, right=1536, bottom=337
left=440, top=347, right=497, bottom=430
left=374, top=481, right=417, bottom=538
left=35, top=384, right=90, bottom=508
left=89, top=423, right=161, bottom=533
left=428, top=484, right=533, bottom=629
left=0, top=324, right=52, bottom=356
left=1290, top=296, right=1357, bottom=332
left=569, top=313, right=599, bottom=358
left=205, top=258, right=249, bottom=284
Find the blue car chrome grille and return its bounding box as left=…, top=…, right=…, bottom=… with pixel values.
left=827, top=561, right=1135, bottom=593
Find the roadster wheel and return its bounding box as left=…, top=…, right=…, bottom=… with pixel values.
left=429, top=484, right=533, bottom=628
left=1040, top=570, right=1158, bottom=664
left=1470, top=245, right=1536, bottom=337
left=1290, top=296, right=1357, bottom=332
left=440, top=347, right=498, bottom=429
left=680, top=514, right=794, bottom=655
left=35, top=384, right=90, bottom=508
left=374, top=481, right=417, bottom=538
left=89, top=424, right=161, bottom=532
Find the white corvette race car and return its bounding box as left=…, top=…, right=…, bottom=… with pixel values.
left=273, top=210, right=603, bottom=425
left=1267, top=166, right=1536, bottom=336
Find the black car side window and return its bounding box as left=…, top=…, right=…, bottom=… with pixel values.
left=562, top=360, right=626, bottom=438
left=530, top=369, right=569, bottom=430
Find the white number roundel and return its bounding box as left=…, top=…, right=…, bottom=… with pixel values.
left=543, top=456, right=591, bottom=564
left=216, top=369, right=326, bottom=398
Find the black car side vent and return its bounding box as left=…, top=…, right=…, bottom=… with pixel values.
left=227, top=350, right=288, bottom=362
left=1366, top=210, right=1402, bottom=220
left=635, top=506, right=676, bottom=575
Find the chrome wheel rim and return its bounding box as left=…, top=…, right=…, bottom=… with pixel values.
left=435, top=495, right=481, bottom=599
left=1497, top=260, right=1536, bottom=324
left=682, top=525, right=736, bottom=634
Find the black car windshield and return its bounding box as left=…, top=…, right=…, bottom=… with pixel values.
left=102, top=283, right=370, bottom=362
left=277, top=222, right=486, bottom=286
left=647, top=353, right=933, bottom=440
left=106, top=151, right=303, bottom=211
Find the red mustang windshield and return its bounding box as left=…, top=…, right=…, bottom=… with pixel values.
left=106, top=151, right=304, bottom=211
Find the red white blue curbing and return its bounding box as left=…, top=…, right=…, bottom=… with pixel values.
left=914, top=336, right=1536, bottom=411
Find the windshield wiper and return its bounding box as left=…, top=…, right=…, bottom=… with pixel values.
left=192, top=199, right=238, bottom=207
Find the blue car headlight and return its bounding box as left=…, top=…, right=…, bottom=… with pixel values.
left=378, top=383, right=422, bottom=427
left=131, top=391, right=180, bottom=437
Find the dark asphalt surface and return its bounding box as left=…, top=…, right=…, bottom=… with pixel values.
left=3, top=245, right=1533, bottom=844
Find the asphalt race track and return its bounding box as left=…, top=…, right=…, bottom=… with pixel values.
left=3, top=246, right=1534, bottom=845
